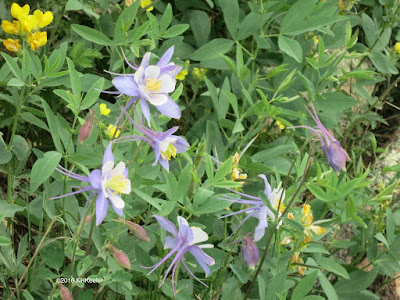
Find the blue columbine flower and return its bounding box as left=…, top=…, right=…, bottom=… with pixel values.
left=290, top=103, right=351, bottom=173
left=113, top=111, right=189, bottom=172
left=109, top=46, right=182, bottom=126
left=142, top=215, right=215, bottom=296
left=51, top=144, right=131, bottom=225
left=219, top=175, right=285, bottom=241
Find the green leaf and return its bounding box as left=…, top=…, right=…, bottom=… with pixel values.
left=292, top=270, right=318, bottom=300
left=20, top=112, right=49, bottom=131
left=30, top=151, right=62, bottom=193
left=0, top=140, right=12, bottom=164
left=132, top=188, right=162, bottom=210
left=258, top=274, right=266, bottom=300
left=238, top=12, right=262, bottom=40
left=266, top=271, right=287, bottom=300
left=334, top=268, right=378, bottom=295
left=212, top=157, right=233, bottom=183
left=114, top=0, right=140, bottom=42
left=190, top=39, right=234, bottom=61
left=318, top=271, right=339, bottom=300
left=160, top=4, right=173, bottom=32
left=0, top=202, right=24, bottom=221
left=71, top=24, right=112, bottom=46
left=0, top=236, right=11, bottom=247
left=41, top=240, right=64, bottom=270
left=369, top=51, right=398, bottom=74
left=67, top=58, right=82, bottom=108
left=39, top=97, right=64, bottom=153
left=7, top=78, right=24, bottom=87
left=190, top=10, right=211, bottom=47
left=11, top=135, right=30, bottom=161
left=219, top=0, right=239, bottom=39
left=319, top=257, right=349, bottom=279
left=1, top=52, right=22, bottom=80
left=160, top=24, right=189, bottom=39
left=81, top=77, right=105, bottom=110
left=278, top=36, right=303, bottom=63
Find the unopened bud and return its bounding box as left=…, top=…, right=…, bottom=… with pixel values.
left=85, top=215, right=92, bottom=224
left=78, top=109, right=96, bottom=144
left=118, top=218, right=150, bottom=242
left=108, top=244, right=131, bottom=270
left=58, top=283, right=72, bottom=300
left=241, top=233, right=259, bottom=270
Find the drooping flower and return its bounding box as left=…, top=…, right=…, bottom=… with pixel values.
left=2, top=39, right=21, bottom=52
left=118, top=218, right=150, bottom=242
left=113, top=111, right=189, bottom=171
left=78, top=109, right=96, bottom=144
left=50, top=144, right=131, bottom=225
left=290, top=103, right=350, bottom=173
left=239, top=233, right=259, bottom=269
left=142, top=215, right=215, bottom=296
left=27, top=31, right=47, bottom=50
left=58, top=282, right=72, bottom=300
left=108, top=244, right=131, bottom=269
left=219, top=175, right=285, bottom=241
left=100, top=103, right=111, bottom=116
left=109, top=46, right=182, bottom=126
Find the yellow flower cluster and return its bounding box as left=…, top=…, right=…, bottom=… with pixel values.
left=1, top=3, right=53, bottom=52
left=288, top=204, right=326, bottom=243
left=175, top=60, right=190, bottom=81
left=192, top=67, right=207, bottom=81
left=105, top=124, right=121, bottom=139
left=231, top=153, right=247, bottom=181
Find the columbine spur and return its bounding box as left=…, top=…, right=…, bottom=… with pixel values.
left=108, top=46, right=182, bottom=126
left=142, top=215, right=215, bottom=296
left=219, top=175, right=285, bottom=241
left=112, top=111, right=189, bottom=172
left=51, top=144, right=131, bottom=225
left=290, top=103, right=350, bottom=173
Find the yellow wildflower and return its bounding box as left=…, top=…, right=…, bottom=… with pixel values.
left=192, top=67, right=207, bottom=80
left=33, top=10, right=53, bottom=29
left=175, top=69, right=188, bottom=80
left=288, top=212, right=295, bottom=220
left=233, top=152, right=240, bottom=165
left=125, top=0, right=134, bottom=6
left=141, top=0, right=154, bottom=11
left=106, top=124, right=121, bottom=139
left=2, top=39, right=21, bottom=52
left=395, top=42, right=400, bottom=54
left=100, top=103, right=111, bottom=116
left=230, top=153, right=247, bottom=181
left=301, top=204, right=326, bottom=243
left=1, top=20, right=19, bottom=34
left=313, top=35, right=318, bottom=45
left=11, top=3, right=30, bottom=21
left=291, top=252, right=306, bottom=275
left=276, top=120, right=285, bottom=130
left=27, top=31, right=47, bottom=50
left=280, top=236, right=293, bottom=245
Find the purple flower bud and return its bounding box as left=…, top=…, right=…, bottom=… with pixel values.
left=78, top=109, right=96, bottom=144
left=119, top=218, right=150, bottom=242
left=58, top=283, right=72, bottom=300
left=108, top=244, right=131, bottom=270
left=241, top=234, right=259, bottom=269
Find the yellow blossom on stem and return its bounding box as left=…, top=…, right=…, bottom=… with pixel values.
left=291, top=252, right=306, bottom=275
left=276, top=120, right=285, bottom=130
left=11, top=3, right=30, bottom=21
left=1, top=20, right=19, bottom=34
left=192, top=67, right=207, bottom=80
left=141, top=0, right=154, bottom=11
left=106, top=124, right=121, bottom=139
left=233, top=152, right=240, bottom=165
left=100, top=103, right=111, bottom=116
left=313, top=35, right=319, bottom=45
left=301, top=204, right=326, bottom=243
left=2, top=38, right=21, bottom=52
left=33, top=10, right=53, bottom=29
left=175, top=69, right=188, bottom=80
left=27, top=31, right=47, bottom=50
left=395, top=42, right=400, bottom=54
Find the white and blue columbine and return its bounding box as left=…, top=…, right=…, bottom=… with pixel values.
left=142, top=215, right=215, bottom=296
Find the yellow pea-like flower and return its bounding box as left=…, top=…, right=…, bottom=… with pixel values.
left=175, top=69, right=188, bottom=80
left=27, top=31, right=47, bottom=50
left=33, top=10, right=53, bottom=28
left=100, top=103, right=111, bottom=116
left=1, top=20, right=19, bottom=34
left=141, top=0, right=154, bottom=11
left=106, top=125, right=121, bottom=139
left=3, top=39, right=21, bottom=52
left=11, top=3, right=30, bottom=21
left=395, top=42, right=400, bottom=54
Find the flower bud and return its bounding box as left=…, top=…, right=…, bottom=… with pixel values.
left=78, top=109, right=96, bottom=144
left=58, top=283, right=72, bottom=300
left=241, top=234, right=259, bottom=270
left=108, top=244, right=131, bottom=270
left=118, top=218, right=150, bottom=242
left=322, top=140, right=351, bottom=173
left=85, top=215, right=92, bottom=224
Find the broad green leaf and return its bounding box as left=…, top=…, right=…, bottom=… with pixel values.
left=114, top=0, right=140, bottom=42
left=318, top=272, right=339, bottom=300
left=292, top=270, right=318, bottom=300
left=67, top=58, right=82, bottom=108
left=238, top=12, right=262, bottom=40
left=71, top=24, right=112, bottom=46
left=30, top=151, right=62, bottom=193
left=1, top=52, right=22, bottom=80
left=334, top=268, right=378, bottom=295
left=160, top=24, right=189, bottom=39
left=132, top=188, right=162, bottom=210
left=20, top=112, right=49, bottom=131
left=219, top=0, right=239, bottom=39
left=278, top=36, right=303, bottom=63
left=11, top=135, right=30, bottom=161
left=41, top=240, right=64, bottom=270
left=0, top=202, right=25, bottom=221
left=266, top=271, right=287, bottom=300
left=190, top=10, right=211, bottom=47
left=160, top=4, right=173, bottom=32
left=319, top=257, right=349, bottom=279
left=81, top=77, right=105, bottom=110
left=0, top=236, right=11, bottom=247
left=190, top=39, right=234, bottom=61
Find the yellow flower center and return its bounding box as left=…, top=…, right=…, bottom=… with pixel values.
left=105, top=174, right=129, bottom=194
left=145, top=78, right=162, bottom=93
left=162, top=144, right=177, bottom=160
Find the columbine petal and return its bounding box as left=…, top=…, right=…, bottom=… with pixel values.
left=148, top=93, right=168, bottom=106
left=159, top=158, right=170, bottom=172
left=190, top=227, right=209, bottom=245
left=158, top=75, right=175, bottom=93
left=103, top=144, right=114, bottom=166
left=178, top=216, right=193, bottom=242
left=156, top=97, right=181, bottom=119
left=254, top=206, right=268, bottom=242
left=188, top=245, right=215, bottom=277
left=95, top=192, right=109, bottom=225
left=144, top=65, right=160, bottom=79
left=112, top=77, right=140, bottom=97
left=258, top=174, right=272, bottom=196
left=89, top=169, right=102, bottom=189
left=157, top=46, right=174, bottom=67
left=153, top=215, right=178, bottom=238
left=102, top=160, right=114, bottom=176
left=164, top=236, right=177, bottom=249
left=108, top=193, right=125, bottom=209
